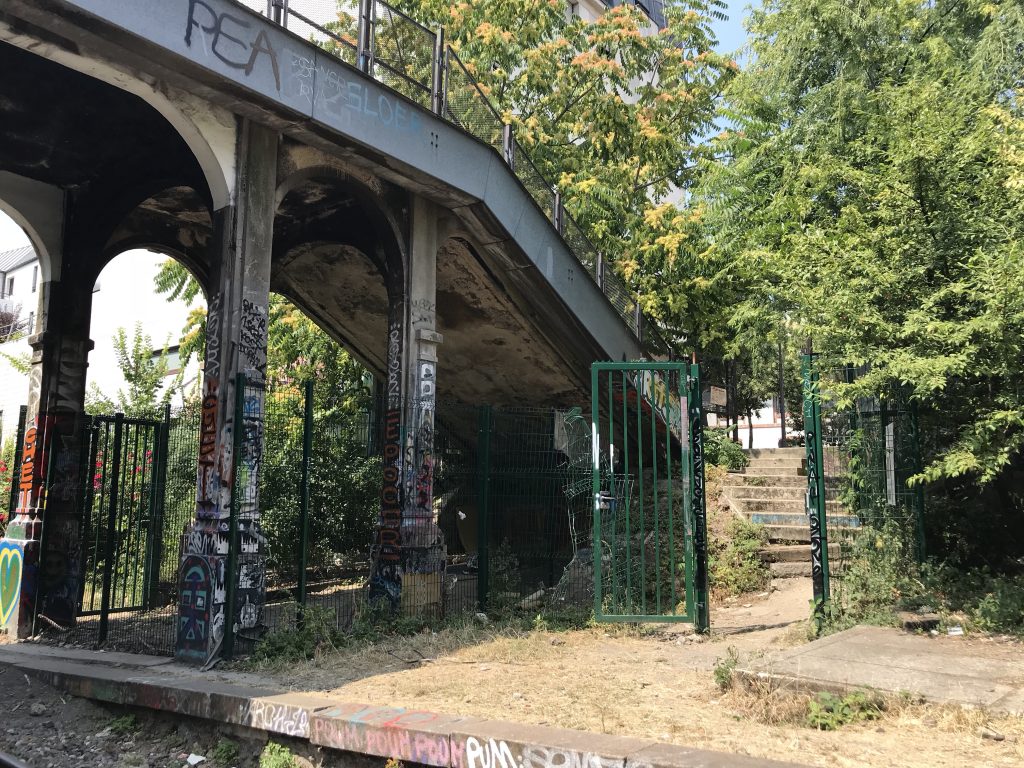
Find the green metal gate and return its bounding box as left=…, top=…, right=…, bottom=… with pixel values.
left=79, top=412, right=169, bottom=644
left=591, top=362, right=708, bottom=629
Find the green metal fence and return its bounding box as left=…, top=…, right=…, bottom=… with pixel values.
left=589, top=362, right=708, bottom=629
left=801, top=356, right=929, bottom=626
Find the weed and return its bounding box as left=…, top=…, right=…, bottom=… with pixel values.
left=108, top=714, right=140, bottom=735
left=704, top=429, right=748, bottom=471
left=805, top=690, right=884, bottom=730
left=384, top=760, right=404, bottom=768
left=744, top=475, right=769, bottom=486
left=259, top=742, right=296, bottom=768
left=213, top=739, right=240, bottom=766
left=713, top=647, right=740, bottom=691
left=709, top=517, right=771, bottom=598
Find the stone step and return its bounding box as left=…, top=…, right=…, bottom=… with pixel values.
left=749, top=511, right=861, bottom=528
left=759, top=543, right=842, bottom=563
left=757, top=524, right=862, bottom=544
left=721, top=485, right=805, bottom=500
left=745, top=447, right=806, bottom=458
left=771, top=561, right=811, bottom=578
left=745, top=457, right=807, bottom=468
left=725, top=473, right=807, bottom=487
left=733, top=468, right=808, bottom=478
left=734, top=498, right=846, bottom=514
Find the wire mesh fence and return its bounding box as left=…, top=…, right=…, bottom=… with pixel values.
left=444, top=50, right=505, bottom=151
left=371, top=1, right=435, bottom=108
left=285, top=0, right=360, bottom=67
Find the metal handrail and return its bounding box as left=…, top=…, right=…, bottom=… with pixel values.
left=261, top=0, right=664, bottom=352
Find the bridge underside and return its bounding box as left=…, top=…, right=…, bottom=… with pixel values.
left=0, top=0, right=645, bottom=664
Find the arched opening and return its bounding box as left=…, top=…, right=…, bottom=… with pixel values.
left=0, top=210, right=38, bottom=519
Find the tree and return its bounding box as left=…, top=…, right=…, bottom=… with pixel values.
left=385, top=0, right=735, bottom=352
left=700, top=0, right=1024, bottom=487
left=86, top=323, right=183, bottom=417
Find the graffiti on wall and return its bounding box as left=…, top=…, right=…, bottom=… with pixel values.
left=0, top=541, right=24, bottom=632
left=369, top=314, right=404, bottom=609
left=461, top=738, right=649, bottom=768
left=239, top=299, right=268, bottom=377
left=184, top=0, right=281, bottom=91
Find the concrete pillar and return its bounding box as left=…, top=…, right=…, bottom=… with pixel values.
left=176, top=119, right=276, bottom=664
left=368, top=196, right=444, bottom=614
left=1, top=277, right=93, bottom=638
left=402, top=196, right=444, bottom=615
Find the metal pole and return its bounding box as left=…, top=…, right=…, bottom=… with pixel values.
left=98, top=413, right=124, bottom=646
left=777, top=337, right=787, bottom=446
left=271, top=0, right=283, bottom=24
left=357, top=0, right=374, bottom=74
left=476, top=405, right=492, bottom=610
left=596, top=253, right=604, bottom=290
left=502, top=124, right=515, bottom=169
left=688, top=361, right=709, bottom=633
left=909, top=399, right=927, bottom=563
left=297, top=380, right=314, bottom=623
left=7, top=405, right=26, bottom=516
left=431, top=27, right=445, bottom=115
left=552, top=190, right=563, bottom=233
left=801, top=350, right=830, bottom=629
left=634, top=300, right=643, bottom=342
left=146, top=405, right=172, bottom=610
left=223, top=373, right=246, bottom=660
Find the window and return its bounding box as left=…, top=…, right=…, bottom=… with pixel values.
left=5, top=278, right=12, bottom=297
left=31, top=266, right=37, bottom=293
left=27, top=312, right=34, bottom=333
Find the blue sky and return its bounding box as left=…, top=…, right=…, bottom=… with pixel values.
left=712, top=0, right=755, bottom=58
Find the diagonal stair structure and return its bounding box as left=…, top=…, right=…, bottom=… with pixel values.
left=721, top=448, right=859, bottom=577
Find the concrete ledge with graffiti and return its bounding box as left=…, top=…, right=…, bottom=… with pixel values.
left=2, top=645, right=806, bottom=768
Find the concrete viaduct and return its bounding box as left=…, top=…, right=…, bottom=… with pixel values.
left=0, top=0, right=657, bottom=663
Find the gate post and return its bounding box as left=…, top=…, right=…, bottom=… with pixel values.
left=688, top=362, right=709, bottom=634
left=801, top=350, right=830, bottom=626
left=145, top=405, right=171, bottom=610
left=476, top=405, right=492, bottom=611
left=297, top=379, right=314, bottom=623
left=97, top=413, right=124, bottom=646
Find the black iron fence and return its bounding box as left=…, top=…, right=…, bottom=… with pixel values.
left=242, top=0, right=651, bottom=347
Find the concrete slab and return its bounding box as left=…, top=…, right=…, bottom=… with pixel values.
left=739, top=625, right=1024, bottom=714
left=0, top=644, right=804, bottom=767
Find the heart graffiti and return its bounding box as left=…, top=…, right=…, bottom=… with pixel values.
left=0, top=541, right=24, bottom=628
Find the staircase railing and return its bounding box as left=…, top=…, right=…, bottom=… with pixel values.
left=242, top=0, right=661, bottom=349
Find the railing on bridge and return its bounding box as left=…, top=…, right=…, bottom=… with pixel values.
left=243, top=0, right=653, bottom=347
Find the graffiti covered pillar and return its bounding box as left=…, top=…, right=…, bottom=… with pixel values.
left=401, top=196, right=444, bottom=615
left=1, top=275, right=93, bottom=638
left=368, top=196, right=444, bottom=614
left=176, top=119, right=276, bottom=664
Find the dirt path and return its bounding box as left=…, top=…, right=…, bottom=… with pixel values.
left=246, top=577, right=1024, bottom=768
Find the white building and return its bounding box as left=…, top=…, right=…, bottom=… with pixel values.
left=0, top=216, right=200, bottom=446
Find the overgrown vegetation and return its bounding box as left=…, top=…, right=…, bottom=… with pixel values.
left=827, top=522, right=1024, bottom=636
left=805, top=691, right=885, bottom=731
left=713, top=647, right=740, bottom=691
left=709, top=517, right=770, bottom=598
left=212, top=739, right=240, bottom=767
left=259, top=742, right=297, bottom=768
left=108, top=714, right=140, bottom=736
left=703, top=428, right=748, bottom=471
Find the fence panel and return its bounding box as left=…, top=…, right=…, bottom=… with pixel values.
left=591, top=362, right=697, bottom=623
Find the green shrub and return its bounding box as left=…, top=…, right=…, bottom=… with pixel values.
left=710, top=517, right=770, bottom=597
left=805, top=690, right=884, bottom=730
left=212, top=739, right=240, bottom=767
left=259, top=743, right=296, bottom=768
left=703, top=428, right=748, bottom=471
left=108, top=714, right=140, bottom=736
left=713, top=647, right=740, bottom=691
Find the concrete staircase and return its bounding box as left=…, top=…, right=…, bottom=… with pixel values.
left=721, top=447, right=860, bottom=577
